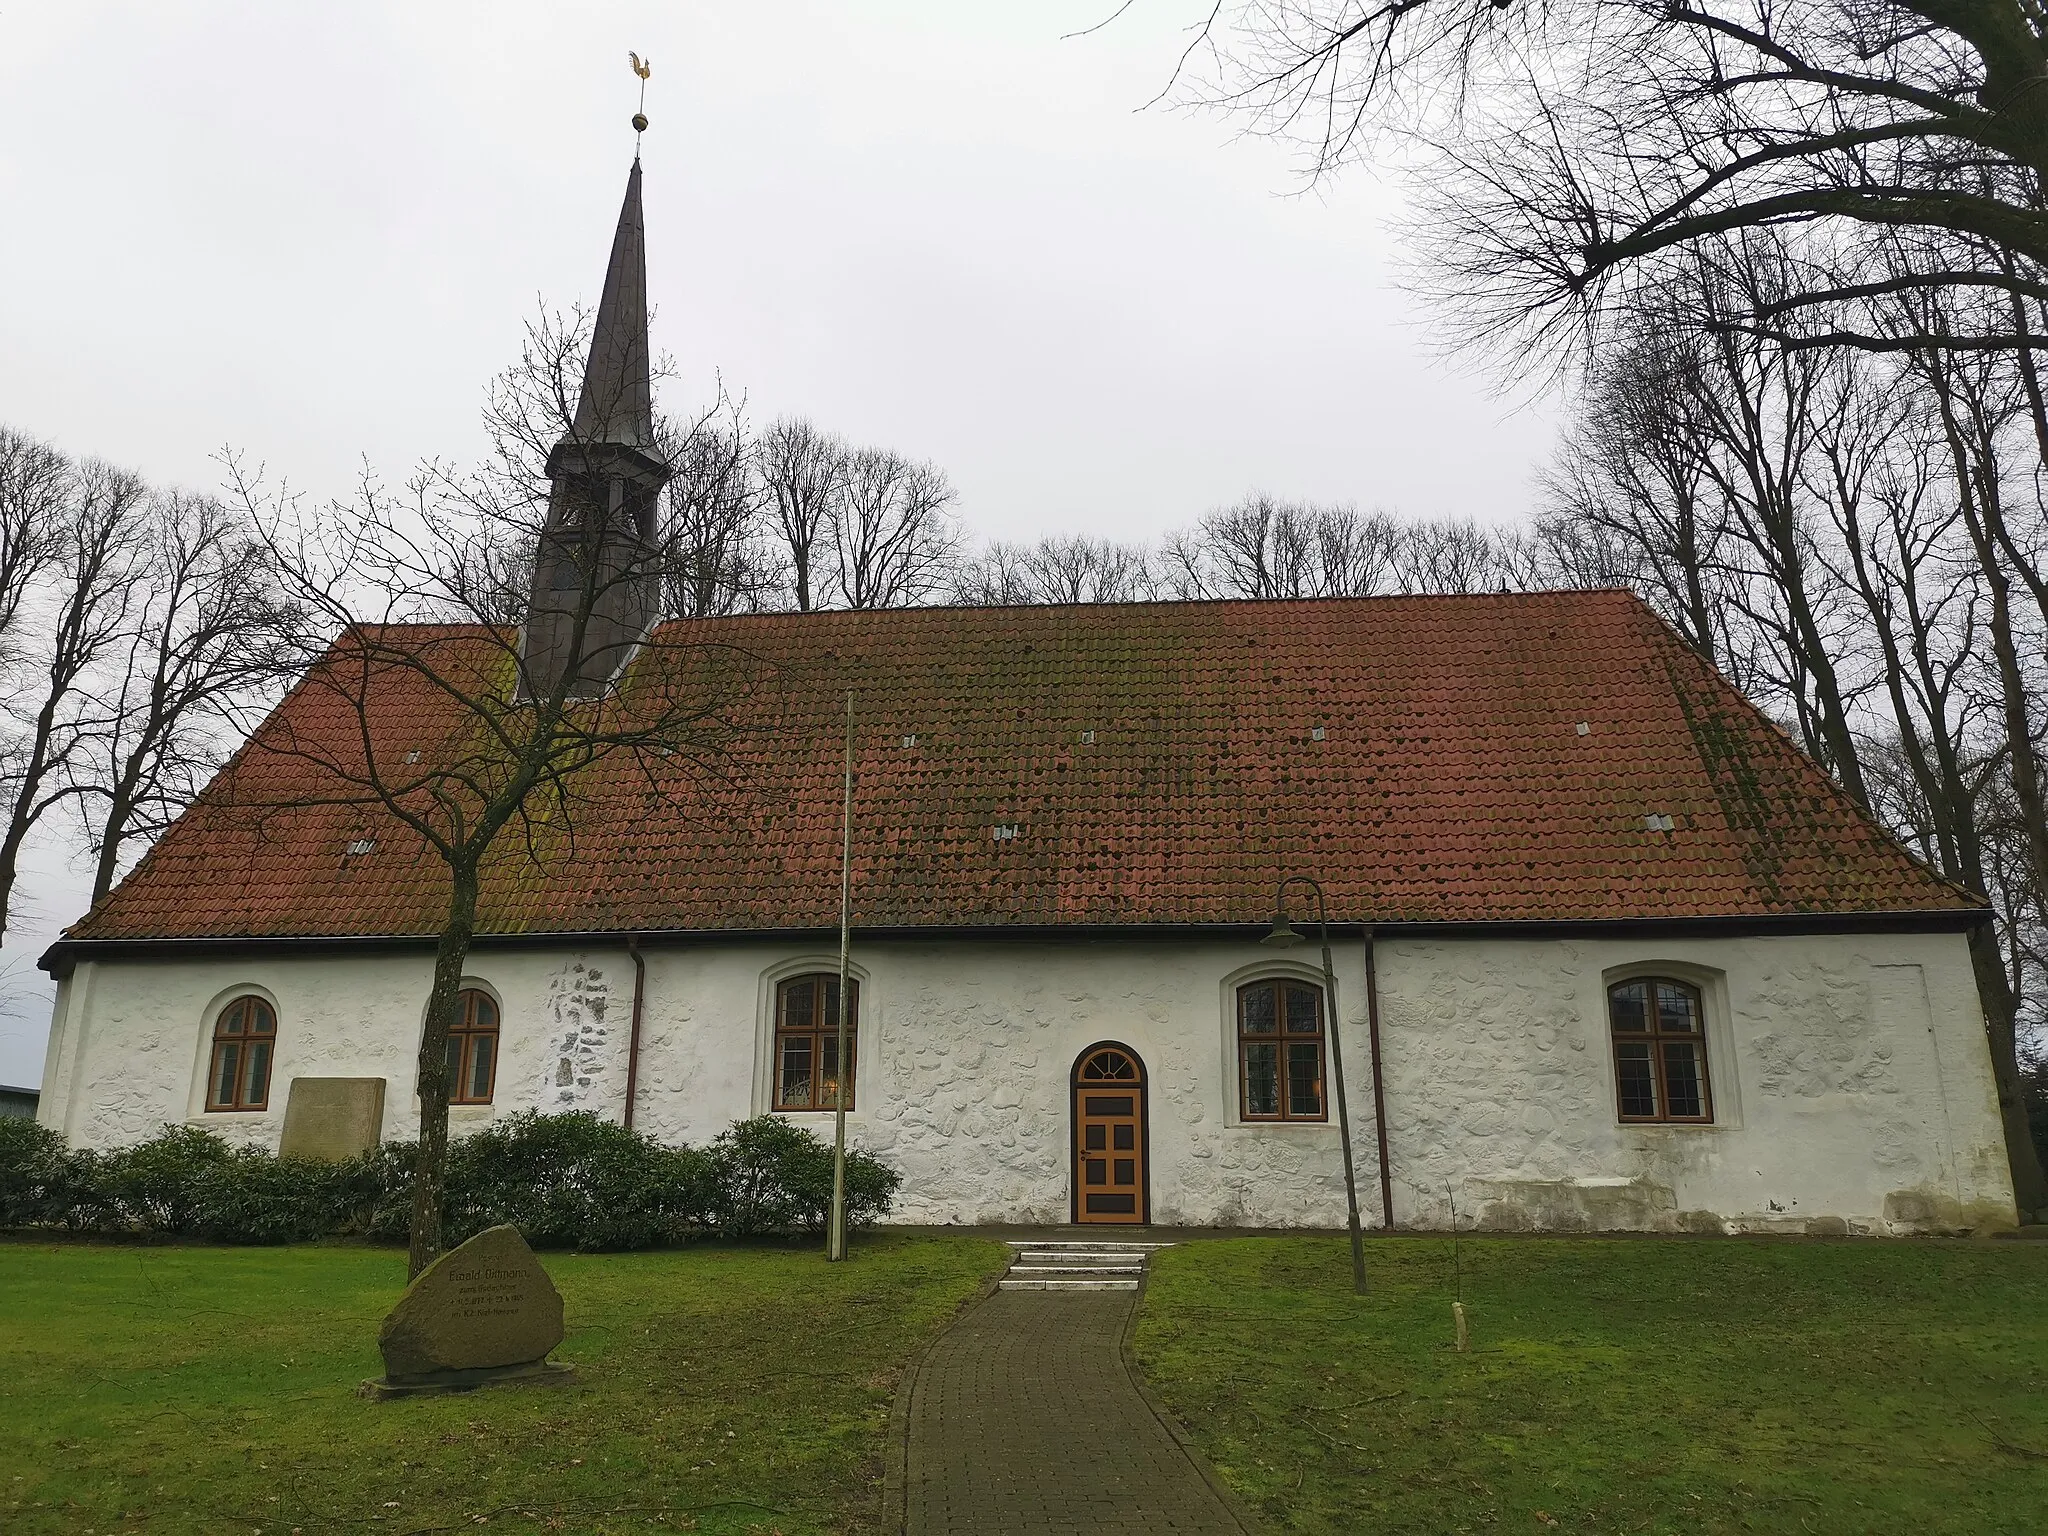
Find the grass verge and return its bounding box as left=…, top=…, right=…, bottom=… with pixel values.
left=1, top=1232, right=1007, bottom=1535
left=1132, top=1235, right=2048, bottom=1535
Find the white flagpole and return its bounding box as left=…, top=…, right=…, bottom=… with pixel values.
left=828, top=691, right=854, bottom=1262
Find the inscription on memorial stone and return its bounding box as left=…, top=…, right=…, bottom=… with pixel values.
left=361, top=1224, right=570, bottom=1398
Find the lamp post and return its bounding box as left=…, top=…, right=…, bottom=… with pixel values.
left=1263, top=874, right=1368, bottom=1294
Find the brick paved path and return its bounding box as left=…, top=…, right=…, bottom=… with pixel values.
left=902, top=1289, right=1248, bottom=1535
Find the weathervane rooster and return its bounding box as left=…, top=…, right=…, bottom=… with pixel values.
left=629, top=51, right=651, bottom=137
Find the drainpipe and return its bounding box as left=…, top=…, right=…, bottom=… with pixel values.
left=623, top=939, right=647, bottom=1130
left=1363, top=926, right=1395, bottom=1230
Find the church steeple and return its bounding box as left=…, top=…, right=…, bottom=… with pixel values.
left=561, top=157, right=656, bottom=459
left=522, top=156, right=670, bottom=701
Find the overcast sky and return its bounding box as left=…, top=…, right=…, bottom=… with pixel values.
left=0, top=2, right=1559, bottom=1086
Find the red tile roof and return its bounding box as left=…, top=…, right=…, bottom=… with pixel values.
left=61, top=591, right=1980, bottom=945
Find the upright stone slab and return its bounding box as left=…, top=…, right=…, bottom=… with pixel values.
left=278, top=1077, right=385, bottom=1162
left=361, top=1224, right=572, bottom=1399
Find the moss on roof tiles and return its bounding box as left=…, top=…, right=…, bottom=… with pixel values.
left=65, top=591, right=1982, bottom=943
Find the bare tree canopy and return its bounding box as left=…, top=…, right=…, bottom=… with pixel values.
left=830, top=447, right=961, bottom=609
left=1171, top=0, right=2048, bottom=352
left=1538, top=255, right=2048, bottom=1214
left=0, top=441, right=151, bottom=940
left=224, top=301, right=767, bottom=1276
left=1159, top=493, right=1516, bottom=598
left=66, top=489, right=297, bottom=904
left=755, top=416, right=845, bottom=613
left=662, top=398, right=777, bottom=619
left=952, top=535, right=1158, bottom=605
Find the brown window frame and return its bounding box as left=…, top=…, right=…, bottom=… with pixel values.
left=1608, top=976, right=1714, bottom=1124
left=1236, top=978, right=1329, bottom=1123
left=205, top=995, right=277, bottom=1112
left=773, top=973, right=859, bottom=1113
left=446, top=988, right=500, bottom=1106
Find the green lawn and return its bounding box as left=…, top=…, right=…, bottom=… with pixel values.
left=1132, top=1235, right=2048, bottom=1535
left=0, top=1232, right=1006, bottom=1536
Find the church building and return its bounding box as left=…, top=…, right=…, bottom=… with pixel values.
left=34, top=156, right=2020, bottom=1235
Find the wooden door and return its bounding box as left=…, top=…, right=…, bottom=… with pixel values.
left=1072, top=1044, right=1147, bottom=1225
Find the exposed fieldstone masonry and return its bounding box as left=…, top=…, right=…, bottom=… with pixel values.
left=539, top=960, right=613, bottom=1112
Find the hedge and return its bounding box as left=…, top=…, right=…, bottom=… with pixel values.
left=0, top=1112, right=900, bottom=1249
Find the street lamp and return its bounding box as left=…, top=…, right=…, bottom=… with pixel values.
left=1263, top=874, right=1369, bottom=1294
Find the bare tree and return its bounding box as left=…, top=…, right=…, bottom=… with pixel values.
left=1163, top=495, right=1410, bottom=599
left=1540, top=259, right=2048, bottom=1214
left=830, top=448, right=961, bottom=609
left=950, top=541, right=1037, bottom=606
left=755, top=416, right=844, bottom=613
left=225, top=296, right=762, bottom=1277
left=1538, top=324, right=1735, bottom=667
left=1165, top=494, right=1318, bottom=599
left=65, top=490, right=297, bottom=904
left=0, top=428, right=68, bottom=669
left=1020, top=534, right=1156, bottom=604
left=1176, top=0, right=2048, bottom=353
left=661, top=397, right=775, bottom=619
left=1389, top=517, right=1516, bottom=594
left=953, top=535, right=1156, bottom=605
left=0, top=454, right=148, bottom=940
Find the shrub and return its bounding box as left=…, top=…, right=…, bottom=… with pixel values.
left=1, top=1111, right=900, bottom=1247
left=96, top=1124, right=233, bottom=1234
left=706, top=1116, right=901, bottom=1237
left=444, top=1111, right=716, bottom=1251
left=193, top=1152, right=350, bottom=1244
left=0, top=1118, right=82, bottom=1227
left=342, top=1138, right=418, bottom=1241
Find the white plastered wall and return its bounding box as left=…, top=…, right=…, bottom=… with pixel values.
left=37, top=927, right=2017, bottom=1233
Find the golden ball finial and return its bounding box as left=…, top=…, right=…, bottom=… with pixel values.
left=632, top=112, right=649, bottom=133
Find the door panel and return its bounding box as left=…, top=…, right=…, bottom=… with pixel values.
left=1072, top=1045, right=1147, bottom=1224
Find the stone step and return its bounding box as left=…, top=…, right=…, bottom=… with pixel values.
left=1010, top=1262, right=1144, bottom=1274
left=1011, top=1253, right=1155, bottom=1269
left=1005, top=1241, right=1174, bottom=1252
left=999, top=1275, right=1141, bottom=1292
left=998, top=1237, right=1171, bottom=1295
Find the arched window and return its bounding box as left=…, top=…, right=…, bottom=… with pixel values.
left=774, top=973, right=857, bottom=1111
left=446, top=989, right=500, bottom=1106
left=1236, top=978, right=1327, bottom=1122
left=1608, top=977, right=1713, bottom=1123
left=206, top=996, right=276, bottom=1112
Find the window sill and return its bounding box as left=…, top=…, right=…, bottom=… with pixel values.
left=1225, top=1118, right=1336, bottom=1131
left=1618, top=1120, right=1723, bottom=1130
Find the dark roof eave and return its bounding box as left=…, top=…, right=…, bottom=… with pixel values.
left=38, top=906, right=1991, bottom=977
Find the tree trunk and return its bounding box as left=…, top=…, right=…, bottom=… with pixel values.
left=1956, top=489, right=2048, bottom=931
left=90, top=788, right=129, bottom=905
left=1966, top=920, right=2048, bottom=1221
left=0, top=646, right=78, bottom=942
left=408, top=865, right=480, bottom=1279
left=90, top=750, right=148, bottom=905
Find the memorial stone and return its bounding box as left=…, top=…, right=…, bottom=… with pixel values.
left=360, top=1224, right=573, bottom=1398
left=278, top=1077, right=386, bottom=1162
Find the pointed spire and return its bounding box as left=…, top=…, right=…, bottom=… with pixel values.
left=523, top=155, right=668, bottom=702
left=566, top=158, right=655, bottom=453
